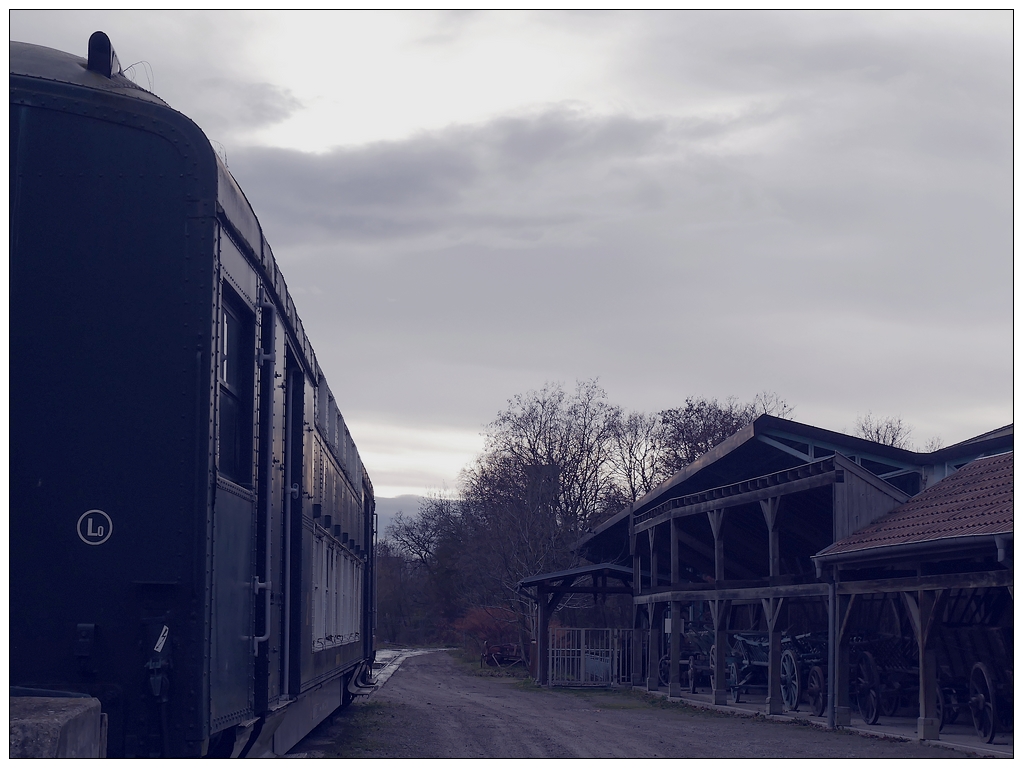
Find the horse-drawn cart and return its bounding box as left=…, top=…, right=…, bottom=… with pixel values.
left=937, top=625, right=1013, bottom=743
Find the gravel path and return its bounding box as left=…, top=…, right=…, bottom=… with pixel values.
left=289, top=650, right=964, bottom=759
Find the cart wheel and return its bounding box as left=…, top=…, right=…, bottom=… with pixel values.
left=936, top=689, right=945, bottom=733
left=880, top=685, right=900, bottom=718
left=780, top=649, right=801, bottom=711
left=945, top=690, right=960, bottom=726
left=688, top=656, right=697, bottom=694
left=808, top=665, right=827, bottom=718
left=969, top=662, right=997, bottom=743
left=729, top=662, right=741, bottom=704
left=855, top=651, right=880, bottom=725
left=658, top=654, right=670, bottom=688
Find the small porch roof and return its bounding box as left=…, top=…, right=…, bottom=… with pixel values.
left=517, top=563, right=633, bottom=601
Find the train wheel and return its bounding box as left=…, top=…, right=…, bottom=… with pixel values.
left=808, top=665, right=827, bottom=718
left=780, top=649, right=800, bottom=711
left=855, top=652, right=880, bottom=725
left=969, top=662, right=997, bottom=743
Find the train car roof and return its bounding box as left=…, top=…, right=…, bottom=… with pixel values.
left=11, top=37, right=323, bottom=379
left=10, top=39, right=169, bottom=108
left=12, top=35, right=369, bottom=493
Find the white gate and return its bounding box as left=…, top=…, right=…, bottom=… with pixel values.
left=549, top=628, right=632, bottom=687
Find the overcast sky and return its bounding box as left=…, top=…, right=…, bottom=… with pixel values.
left=11, top=11, right=1013, bottom=498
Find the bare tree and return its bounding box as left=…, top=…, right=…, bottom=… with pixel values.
left=855, top=412, right=913, bottom=449
left=387, top=496, right=461, bottom=574
left=456, top=380, right=624, bottom=645
left=608, top=409, right=665, bottom=504
left=385, top=495, right=470, bottom=631
left=380, top=385, right=796, bottom=649
left=657, top=391, right=792, bottom=478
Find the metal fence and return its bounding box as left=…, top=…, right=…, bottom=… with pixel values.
left=549, top=628, right=634, bottom=687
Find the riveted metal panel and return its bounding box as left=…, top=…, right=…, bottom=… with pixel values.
left=10, top=77, right=218, bottom=756
left=209, top=480, right=256, bottom=731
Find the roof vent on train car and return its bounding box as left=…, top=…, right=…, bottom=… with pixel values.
left=87, top=31, right=122, bottom=78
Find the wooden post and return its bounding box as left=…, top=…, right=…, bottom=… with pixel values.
left=669, top=599, right=682, bottom=698
left=827, top=580, right=836, bottom=728
left=760, top=497, right=780, bottom=580
left=648, top=526, right=659, bottom=590
left=670, top=519, right=679, bottom=587
left=537, top=587, right=552, bottom=687
left=708, top=509, right=725, bottom=582
left=833, top=592, right=856, bottom=726
left=631, top=526, right=643, bottom=687
left=630, top=517, right=638, bottom=586
left=911, top=589, right=943, bottom=740
left=647, top=602, right=662, bottom=691
left=763, top=597, right=784, bottom=714
left=632, top=605, right=644, bottom=687
left=710, top=599, right=731, bottom=706
left=760, top=497, right=783, bottom=715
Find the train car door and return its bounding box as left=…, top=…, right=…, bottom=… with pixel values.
left=209, top=230, right=260, bottom=736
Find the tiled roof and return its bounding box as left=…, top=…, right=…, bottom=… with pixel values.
left=818, top=452, right=1013, bottom=558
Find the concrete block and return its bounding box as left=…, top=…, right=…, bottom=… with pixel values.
left=9, top=696, right=105, bottom=758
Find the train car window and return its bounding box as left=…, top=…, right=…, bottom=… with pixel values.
left=338, top=415, right=343, bottom=464
left=315, top=375, right=327, bottom=435
left=219, top=290, right=255, bottom=485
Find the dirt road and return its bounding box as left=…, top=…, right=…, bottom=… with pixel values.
left=290, top=650, right=962, bottom=759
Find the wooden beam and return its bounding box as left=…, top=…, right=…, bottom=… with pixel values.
left=670, top=599, right=682, bottom=697
left=670, top=519, right=679, bottom=587
left=838, top=593, right=859, bottom=645
left=917, top=590, right=940, bottom=739
left=635, top=582, right=829, bottom=603
left=761, top=497, right=780, bottom=579
left=648, top=525, right=659, bottom=589
left=710, top=599, right=731, bottom=706
left=761, top=596, right=785, bottom=632
left=635, top=471, right=838, bottom=533
left=901, top=591, right=921, bottom=641
left=633, top=537, right=642, bottom=597
left=837, top=569, right=1013, bottom=595
left=920, top=589, right=949, bottom=649
left=708, top=509, right=725, bottom=582
left=764, top=595, right=784, bottom=715
left=632, top=569, right=1013, bottom=604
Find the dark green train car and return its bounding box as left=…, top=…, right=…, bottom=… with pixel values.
left=10, top=32, right=377, bottom=757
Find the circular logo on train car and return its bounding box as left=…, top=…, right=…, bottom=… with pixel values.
left=77, top=510, right=113, bottom=546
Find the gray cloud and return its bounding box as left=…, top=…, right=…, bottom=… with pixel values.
left=228, top=76, right=1009, bottom=446
left=227, top=108, right=677, bottom=247
left=10, top=10, right=1012, bottom=478
left=186, top=78, right=302, bottom=138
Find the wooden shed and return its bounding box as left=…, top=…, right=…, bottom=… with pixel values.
left=559, top=415, right=1012, bottom=739
left=814, top=451, right=1013, bottom=741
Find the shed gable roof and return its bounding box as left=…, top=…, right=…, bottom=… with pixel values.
left=817, top=452, right=1013, bottom=560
